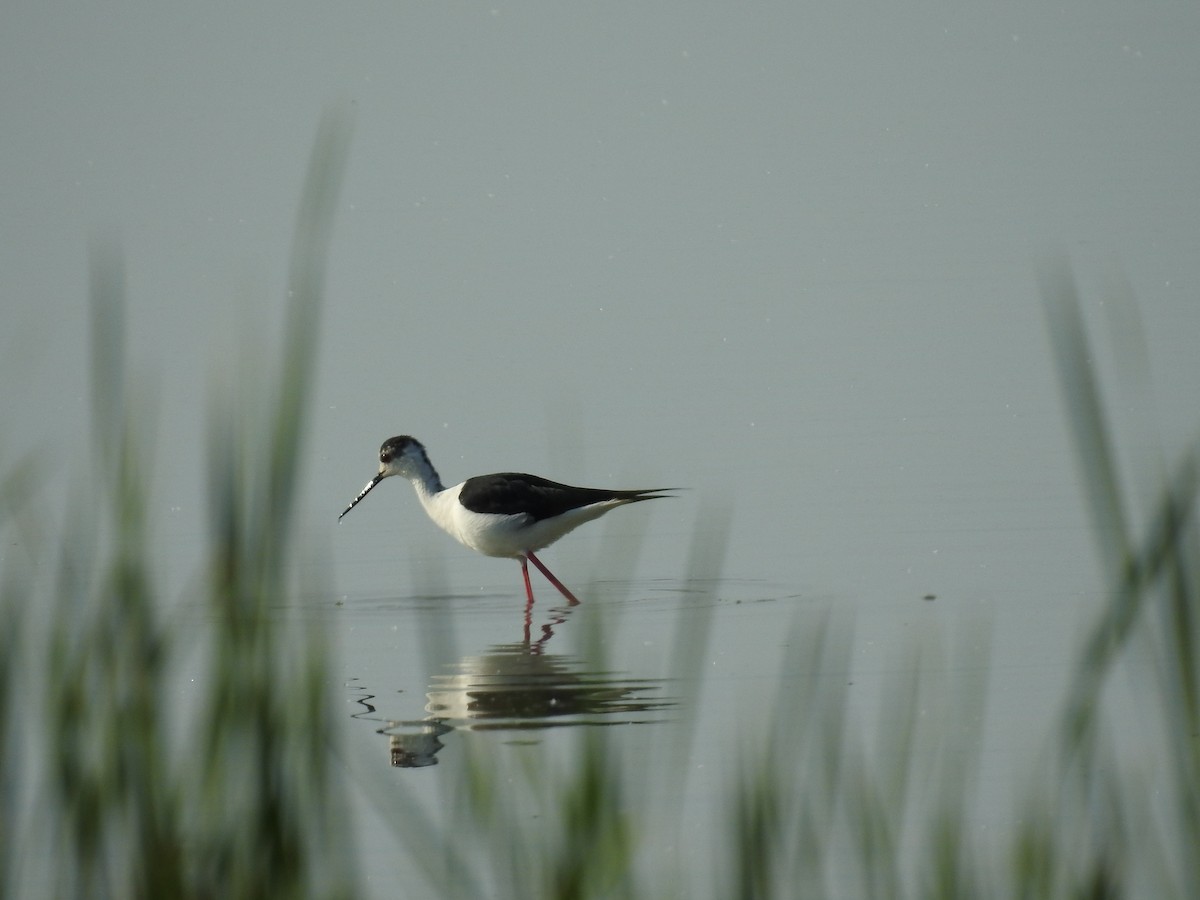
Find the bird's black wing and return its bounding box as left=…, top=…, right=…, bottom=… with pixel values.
left=458, top=473, right=643, bottom=521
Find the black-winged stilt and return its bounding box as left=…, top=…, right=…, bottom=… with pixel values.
left=339, top=435, right=672, bottom=605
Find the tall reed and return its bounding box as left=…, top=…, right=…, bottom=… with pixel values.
left=1, top=110, right=355, bottom=899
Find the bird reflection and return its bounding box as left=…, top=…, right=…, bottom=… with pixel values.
left=424, top=642, right=671, bottom=728
left=366, top=609, right=674, bottom=768
left=383, top=719, right=453, bottom=768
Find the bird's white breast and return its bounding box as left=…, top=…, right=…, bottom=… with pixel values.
left=417, top=482, right=621, bottom=559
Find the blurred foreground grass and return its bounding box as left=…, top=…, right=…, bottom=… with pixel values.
left=1, top=118, right=1197, bottom=899
left=0, top=112, right=356, bottom=898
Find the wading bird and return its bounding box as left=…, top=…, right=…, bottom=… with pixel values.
left=339, top=435, right=672, bottom=605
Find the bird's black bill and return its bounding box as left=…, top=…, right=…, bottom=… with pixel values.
left=339, top=473, right=383, bottom=521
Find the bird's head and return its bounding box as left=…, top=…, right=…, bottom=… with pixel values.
left=376, top=435, right=428, bottom=480
left=339, top=435, right=431, bottom=521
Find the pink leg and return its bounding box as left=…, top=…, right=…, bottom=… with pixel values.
left=520, top=557, right=536, bottom=643
left=525, top=551, right=581, bottom=606
left=521, top=556, right=537, bottom=605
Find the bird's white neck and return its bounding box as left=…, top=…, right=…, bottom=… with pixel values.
left=401, top=444, right=446, bottom=498
left=404, top=451, right=463, bottom=544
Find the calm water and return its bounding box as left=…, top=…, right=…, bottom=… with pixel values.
left=4, top=1, right=1199, bottom=895
left=323, top=432, right=1108, bottom=894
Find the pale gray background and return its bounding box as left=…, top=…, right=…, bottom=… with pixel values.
left=4, top=1, right=1199, bottom=895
